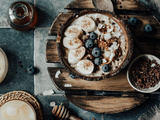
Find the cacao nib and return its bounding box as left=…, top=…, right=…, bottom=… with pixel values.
left=130, top=57, right=160, bottom=89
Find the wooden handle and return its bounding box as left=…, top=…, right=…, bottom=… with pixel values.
left=69, top=115, right=81, bottom=120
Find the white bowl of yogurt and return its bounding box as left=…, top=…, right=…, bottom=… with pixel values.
left=0, top=48, right=8, bottom=83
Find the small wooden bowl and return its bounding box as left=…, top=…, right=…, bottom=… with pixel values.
left=0, top=48, right=8, bottom=83
left=57, top=9, right=133, bottom=81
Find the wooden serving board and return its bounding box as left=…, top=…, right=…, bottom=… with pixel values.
left=46, top=0, right=160, bottom=114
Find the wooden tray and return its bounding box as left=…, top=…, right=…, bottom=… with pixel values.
left=46, top=0, right=160, bottom=114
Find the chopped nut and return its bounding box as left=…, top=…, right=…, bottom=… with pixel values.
left=55, top=70, right=61, bottom=78
left=130, top=57, right=160, bottom=89
left=43, top=89, right=55, bottom=96
left=50, top=102, right=56, bottom=107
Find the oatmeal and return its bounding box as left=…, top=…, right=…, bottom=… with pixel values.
left=62, top=13, right=127, bottom=76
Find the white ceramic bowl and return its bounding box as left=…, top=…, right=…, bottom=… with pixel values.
left=0, top=48, right=8, bottom=83
left=127, top=54, right=160, bottom=93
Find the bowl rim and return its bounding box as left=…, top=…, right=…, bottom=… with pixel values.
left=0, top=48, right=9, bottom=83
left=0, top=99, right=37, bottom=120
left=57, top=9, right=133, bottom=81
left=127, top=54, right=160, bottom=93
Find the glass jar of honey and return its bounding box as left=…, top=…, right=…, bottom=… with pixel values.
left=7, top=1, right=37, bottom=31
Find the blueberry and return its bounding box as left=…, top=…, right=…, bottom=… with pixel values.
left=102, top=64, right=109, bottom=72
left=92, top=47, right=101, bottom=57
left=144, top=24, right=152, bottom=32
left=89, top=32, right=97, bottom=40
left=94, top=58, right=102, bottom=65
left=128, top=17, right=138, bottom=26
left=85, top=39, right=94, bottom=48
left=26, top=66, right=35, bottom=75
left=69, top=73, right=76, bottom=79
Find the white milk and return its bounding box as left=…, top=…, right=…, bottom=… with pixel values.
left=0, top=100, right=36, bottom=120
left=0, top=48, right=8, bottom=83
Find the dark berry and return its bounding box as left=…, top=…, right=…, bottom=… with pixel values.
left=102, top=64, right=109, bottom=72
left=94, top=58, right=102, bottom=65
left=128, top=17, right=138, bottom=26
left=69, top=73, right=76, bottom=79
left=92, top=47, right=101, bottom=57
left=89, top=32, right=97, bottom=40
left=26, top=66, right=35, bottom=75
left=144, top=24, right=152, bottom=32
left=85, top=39, right=94, bottom=48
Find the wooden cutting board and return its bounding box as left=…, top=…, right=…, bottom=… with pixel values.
left=46, top=0, right=160, bottom=114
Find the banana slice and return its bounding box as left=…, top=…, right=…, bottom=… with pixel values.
left=63, top=37, right=83, bottom=49
left=68, top=46, right=86, bottom=64
left=64, top=25, right=83, bottom=38
left=75, top=16, right=96, bottom=32
left=76, top=60, right=94, bottom=75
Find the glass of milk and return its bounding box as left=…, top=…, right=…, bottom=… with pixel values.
left=0, top=48, right=8, bottom=83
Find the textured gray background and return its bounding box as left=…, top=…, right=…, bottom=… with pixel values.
left=0, top=0, right=160, bottom=120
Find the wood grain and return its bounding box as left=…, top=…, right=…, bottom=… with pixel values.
left=48, top=67, right=135, bottom=91
left=46, top=40, right=60, bottom=63
left=46, top=36, right=160, bottom=91
left=46, top=0, right=154, bottom=114
left=120, top=15, right=160, bottom=38
left=66, top=95, right=147, bottom=114
left=65, top=0, right=95, bottom=9
left=48, top=13, right=73, bottom=35
left=114, top=0, right=149, bottom=11
left=65, top=0, right=149, bottom=11
left=48, top=13, right=160, bottom=38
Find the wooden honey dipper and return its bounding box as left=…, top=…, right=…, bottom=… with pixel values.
left=52, top=105, right=81, bottom=120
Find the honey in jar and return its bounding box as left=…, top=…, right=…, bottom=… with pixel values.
left=8, top=1, right=37, bottom=31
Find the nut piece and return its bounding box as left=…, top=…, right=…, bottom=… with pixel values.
left=130, top=57, right=160, bottom=89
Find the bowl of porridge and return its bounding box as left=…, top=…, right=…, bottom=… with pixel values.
left=57, top=9, right=133, bottom=80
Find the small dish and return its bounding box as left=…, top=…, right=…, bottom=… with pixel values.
left=127, top=54, right=160, bottom=93
left=0, top=48, right=8, bottom=83
left=0, top=91, right=43, bottom=120
left=0, top=100, right=37, bottom=120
